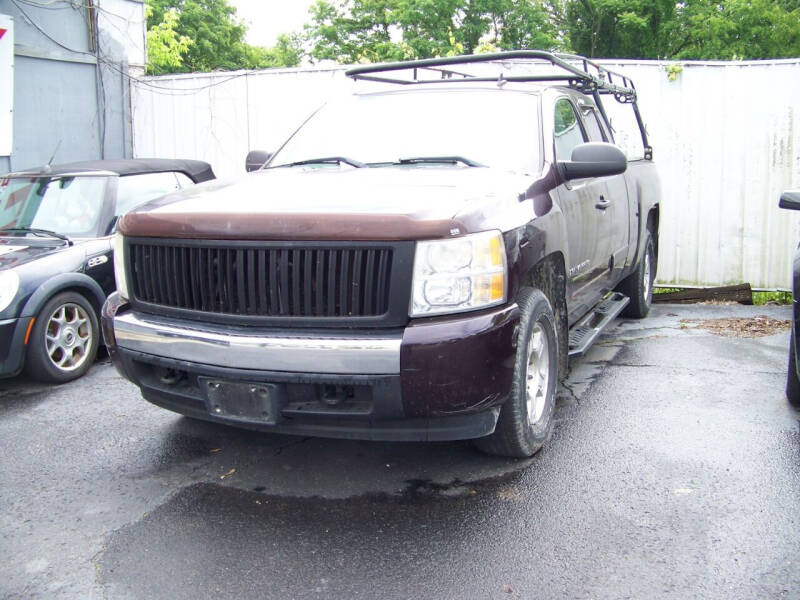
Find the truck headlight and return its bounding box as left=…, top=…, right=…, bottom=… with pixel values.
left=0, top=270, right=20, bottom=313
left=411, top=230, right=507, bottom=317
left=113, top=232, right=130, bottom=300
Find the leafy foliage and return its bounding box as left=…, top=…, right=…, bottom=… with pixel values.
left=667, top=0, right=800, bottom=60
left=304, top=0, right=800, bottom=62
left=145, top=0, right=800, bottom=73
left=555, top=0, right=678, bottom=58
left=305, top=0, right=561, bottom=63
left=144, top=0, right=304, bottom=74
left=145, top=6, right=193, bottom=74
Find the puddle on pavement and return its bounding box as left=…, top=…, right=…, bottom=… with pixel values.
left=98, top=474, right=532, bottom=599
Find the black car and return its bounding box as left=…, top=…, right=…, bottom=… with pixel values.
left=780, top=189, right=800, bottom=408
left=0, top=158, right=215, bottom=383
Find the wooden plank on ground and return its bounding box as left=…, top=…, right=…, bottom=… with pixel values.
left=653, top=283, right=753, bottom=305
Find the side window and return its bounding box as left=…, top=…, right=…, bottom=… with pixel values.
left=115, top=172, right=182, bottom=216
left=582, top=109, right=607, bottom=143
left=554, top=98, right=587, bottom=161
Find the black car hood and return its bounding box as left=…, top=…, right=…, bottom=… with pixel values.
left=0, top=237, right=72, bottom=270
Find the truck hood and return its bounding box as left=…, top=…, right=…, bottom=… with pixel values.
left=119, top=166, right=541, bottom=241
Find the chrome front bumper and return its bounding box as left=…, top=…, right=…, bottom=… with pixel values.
left=112, top=311, right=402, bottom=375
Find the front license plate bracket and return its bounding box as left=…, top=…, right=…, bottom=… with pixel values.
left=200, top=378, right=285, bottom=424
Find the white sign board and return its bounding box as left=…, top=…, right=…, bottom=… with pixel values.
left=0, top=15, right=12, bottom=157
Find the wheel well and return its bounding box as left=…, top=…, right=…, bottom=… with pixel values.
left=521, top=252, right=569, bottom=380
left=37, top=286, right=104, bottom=320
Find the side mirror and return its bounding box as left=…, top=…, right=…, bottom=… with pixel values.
left=245, top=150, right=272, bottom=172
left=779, top=190, right=800, bottom=211
left=558, top=142, right=627, bottom=181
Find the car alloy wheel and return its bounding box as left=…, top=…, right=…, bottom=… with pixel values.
left=44, top=302, right=93, bottom=372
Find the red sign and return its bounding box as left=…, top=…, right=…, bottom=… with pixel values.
left=0, top=29, right=6, bottom=41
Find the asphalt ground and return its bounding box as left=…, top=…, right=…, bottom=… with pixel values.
left=1, top=303, right=798, bottom=599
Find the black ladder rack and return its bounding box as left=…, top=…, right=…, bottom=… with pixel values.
left=346, top=50, right=637, bottom=100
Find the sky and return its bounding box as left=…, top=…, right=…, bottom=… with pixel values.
left=229, top=0, right=317, bottom=47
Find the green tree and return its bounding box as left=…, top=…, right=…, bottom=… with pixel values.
left=145, top=6, right=193, bottom=74
left=666, top=0, right=800, bottom=60
left=255, top=34, right=306, bottom=68
left=552, top=0, right=678, bottom=58
left=145, top=0, right=303, bottom=73
left=554, top=0, right=800, bottom=59
left=304, top=0, right=560, bottom=64
left=305, top=0, right=800, bottom=63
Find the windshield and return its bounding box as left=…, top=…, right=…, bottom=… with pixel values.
left=0, top=175, right=109, bottom=238
left=271, top=89, right=541, bottom=174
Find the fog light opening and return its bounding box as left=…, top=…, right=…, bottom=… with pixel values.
left=158, top=367, right=186, bottom=386
left=319, top=384, right=355, bottom=406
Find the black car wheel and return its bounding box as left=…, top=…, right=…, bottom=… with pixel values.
left=474, top=287, right=558, bottom=458
left=786, top=332, right=800, bottom=409
left=618, top=231, right=655, bottom=319
left=25, top=291, right=100, bottom=383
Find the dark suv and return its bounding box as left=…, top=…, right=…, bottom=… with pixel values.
left=102, top=52, right=661, bottom=457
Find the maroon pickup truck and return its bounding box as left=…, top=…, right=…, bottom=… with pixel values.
left=102, top=52, right=661, bottom=458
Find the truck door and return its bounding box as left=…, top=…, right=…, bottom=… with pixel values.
left=552, top=97, right=610, bottom=314
left=579, top=105, right=630, bottom=283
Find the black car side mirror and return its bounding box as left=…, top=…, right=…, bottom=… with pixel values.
left=779, top=190, right=800, bottom=211
left=245, top=150, right=273, bottom=172
left=558, top=142, right=627, bottom=181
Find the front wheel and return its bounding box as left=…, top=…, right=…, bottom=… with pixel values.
left=474, top=288, right=558, bottom=458
left=24, top=292, right=100, bottom=383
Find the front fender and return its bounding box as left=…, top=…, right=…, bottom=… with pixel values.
left=20, top=273, right=107, bottom=319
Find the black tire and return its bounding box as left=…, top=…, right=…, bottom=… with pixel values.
left=24, top=291, right=100, bottom=384
left=474, top=288, right=559, bottom=458
left=618, top=231, right=655, bottom=319
left=787, top=332, right=800, bottom=409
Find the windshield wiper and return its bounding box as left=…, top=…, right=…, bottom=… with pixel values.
left=395, top=156, right=486, bottom=167
left=278, top=156, right=366, bottom=169
left=1, top=227, right=73, bottom=245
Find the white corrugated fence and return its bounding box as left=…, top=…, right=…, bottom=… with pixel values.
left=130, top=59, right=800, bottom=290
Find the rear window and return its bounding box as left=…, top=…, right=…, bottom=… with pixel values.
left=603, top=102, right=645, bottom=160
left=115, top=172, right=186, bottom=216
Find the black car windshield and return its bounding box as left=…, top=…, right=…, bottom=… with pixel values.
left=0, top=175, right=108, bottom=238
left=270, top=89, right=541, bottom=174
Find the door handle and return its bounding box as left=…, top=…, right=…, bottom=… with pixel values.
left=595, top=196, right=611, bottom=210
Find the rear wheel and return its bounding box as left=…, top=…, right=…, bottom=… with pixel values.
left=786, top=332, right=800, bottom=409
left=474, top=288, right=558, bottom=458
left=618, top=232, right=655, bottom=319
left=24, top=292, right=100, bottom=383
